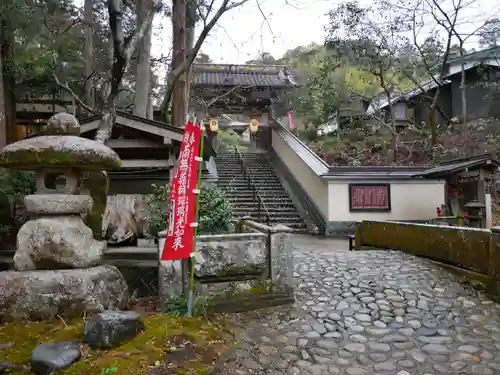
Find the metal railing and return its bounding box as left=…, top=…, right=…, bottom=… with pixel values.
left=233, top=146, right=271, bottom=227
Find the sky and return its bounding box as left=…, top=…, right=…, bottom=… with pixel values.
left=151, top=0, right=333, bottom=64
left=148, top=0, right=500, bottom=67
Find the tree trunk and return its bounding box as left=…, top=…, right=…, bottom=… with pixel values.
left=184, top=0, right=197, bottom=118
left=95, top=102, right=117, bottom=144
left=459, top=42, right=467, bottom=127
left=1, top=19, right=16, bottom=144
left=0, top=26, right=6, bottom=149
left=428, top=87, right=440, bottom=145
left=170, top=0, right=187, bottom=127
left=146, top=67, right=155, bottom=119
left=133, top=0, right=153, bottom=117
left=379, top=71, right=397, bottom=163
left=84, top=0, right=94, bottom=110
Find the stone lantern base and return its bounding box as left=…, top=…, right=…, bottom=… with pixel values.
left=0, top=265, right=129, bottom=320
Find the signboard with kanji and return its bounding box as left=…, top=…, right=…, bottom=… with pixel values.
left=161, top=121, right=202, bottom=261
left=349, top=184, right=391, bottom=212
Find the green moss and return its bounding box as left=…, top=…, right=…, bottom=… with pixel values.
left=248, top=280, right=273, bottom=295
left=0, top=314, right=231, bottom=375
left=0, top=139, right=121, bottom=170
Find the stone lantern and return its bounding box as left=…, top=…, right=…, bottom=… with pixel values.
left=0, top=113, right=129, bottom=319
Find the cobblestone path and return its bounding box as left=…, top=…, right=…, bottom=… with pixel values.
left=226, top=248, right=500, bottom=375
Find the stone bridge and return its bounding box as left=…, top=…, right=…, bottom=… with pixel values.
left=222, top=237, right=500, bottom=375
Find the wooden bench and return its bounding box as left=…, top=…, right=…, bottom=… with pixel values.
left=348, top=234, right=355, bottom=251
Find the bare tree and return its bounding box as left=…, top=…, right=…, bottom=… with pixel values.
left=0, top=26, right=5, bottom=149
left=133, top=0, right=153, bottom=118
left=327, top=1, right=409, bottom=161
left=424, top=0, right=484, bottom=128
left=159, top=0, right=251, bottom=124
left=54, top=0, right=159, bottom=144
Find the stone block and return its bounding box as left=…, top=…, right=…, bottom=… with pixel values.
left=270, top=225, right=294, bottom=295
left=194, top=233, right=268, bottom=278
left=158, top=259, right=184, bottom=307
left=0, top=265, right=129, bottom=320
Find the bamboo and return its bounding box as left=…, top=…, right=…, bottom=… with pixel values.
left=187, top=121, right=204, bottom=317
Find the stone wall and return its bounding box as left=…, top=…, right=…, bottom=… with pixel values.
left=158, top=221, right=294, bottom=312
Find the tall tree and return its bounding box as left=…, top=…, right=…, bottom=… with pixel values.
left=55, top=0, right=159, bottom=144
left=84, top=0, right=94, bottom=108
left=0, top=25, right=6, bottom=149
left=133, top=0, right=153, bottom=118
left=159, top=0, right=251, bottom=125
left=327, top=1, right=411, bottom=161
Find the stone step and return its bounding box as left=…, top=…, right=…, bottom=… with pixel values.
left=225, top=193, right=292, bottom=199
left=232, top=209, right=301, bottom=216
left=232, top=201, right=298, bottom=207
left=221, top=183, right=285, bottom=190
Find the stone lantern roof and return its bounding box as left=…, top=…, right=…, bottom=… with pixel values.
left=0, top=112, right=121, bottom=171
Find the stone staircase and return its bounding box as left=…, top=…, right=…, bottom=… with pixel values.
left=215, top=150, right=308, bottom=232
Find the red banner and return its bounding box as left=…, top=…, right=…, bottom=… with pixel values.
left=161, top=121, right=202, bottom=261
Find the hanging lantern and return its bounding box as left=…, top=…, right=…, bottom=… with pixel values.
left=209, top=118, right=219, bottom=132
left=249, top=119, right=259, bottom=134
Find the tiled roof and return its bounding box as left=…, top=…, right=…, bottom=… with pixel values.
left=415, top=154, right=500, bottom=178
left=445, top=45, right=500, bottom=67
left=191, top=63, right=299, bottom=88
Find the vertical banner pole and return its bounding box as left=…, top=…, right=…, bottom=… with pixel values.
left=187, top=122, right=204, bottom=316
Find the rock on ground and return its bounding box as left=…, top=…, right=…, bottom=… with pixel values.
left=0, top=265, right=129, bottom=320
left=31, top=341, right=81, bottom=375
left=84, top=310, right=145, bottom=349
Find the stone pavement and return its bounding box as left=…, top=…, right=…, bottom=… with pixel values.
left=225, top=247, right=500, bottom=375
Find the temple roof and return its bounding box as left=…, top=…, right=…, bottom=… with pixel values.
left=191, top=63, right=299, bottom=88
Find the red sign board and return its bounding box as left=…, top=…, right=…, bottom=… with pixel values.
left=161, top=121, right=202, bottom=261
left=349, top=184, right=391, bottom=211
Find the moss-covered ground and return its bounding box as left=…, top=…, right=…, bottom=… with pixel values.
left=0, top=313, right=232, bottom=375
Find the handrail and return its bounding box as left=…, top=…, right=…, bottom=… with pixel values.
left=270, top=119, right=330, bottom=176
left=233, top=146, right=271, bottom=227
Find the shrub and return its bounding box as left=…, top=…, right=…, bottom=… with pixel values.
left=0, top=170, right=36, bottom=234
left=147, top=183, right=232, bottom=237
left=217, top=129, right=248, bottom=151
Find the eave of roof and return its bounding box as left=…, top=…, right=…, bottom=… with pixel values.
left=414, top=155, right=500, bottom=178
left=79, top=110, right=184, bottom=135
left=191, top=63, right=299, bottom=88
left=321, top=167, right=429, bottom=180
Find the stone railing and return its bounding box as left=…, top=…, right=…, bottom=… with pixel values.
left=355, top=220, right=500, bottom=295
left=158, top=218, right=294, bottom=313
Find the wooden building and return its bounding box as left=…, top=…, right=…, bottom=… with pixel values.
left=79, top=110, right=216, bottom=195
left=189, top=63, right=299, bottom=150
left=416, top=154, right=500, bottom=227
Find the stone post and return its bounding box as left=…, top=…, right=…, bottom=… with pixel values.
left=488, top=227, right=500, bottom=295
left=269, top=224, right=294, bottom=297
left=157, top=230, right=184, bottom=308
